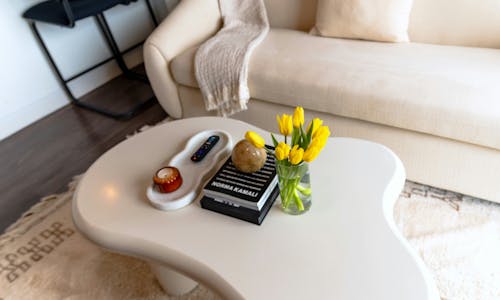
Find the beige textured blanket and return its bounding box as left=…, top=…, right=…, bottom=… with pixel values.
left=195, top=0, right=269, bottom=116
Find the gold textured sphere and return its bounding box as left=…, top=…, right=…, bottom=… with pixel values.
left=231, top=139, right=267, bottom=173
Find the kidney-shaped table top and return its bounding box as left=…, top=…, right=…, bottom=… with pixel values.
left=73, top=117, right=439, bottom=300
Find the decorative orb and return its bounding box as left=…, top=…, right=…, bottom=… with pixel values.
left=231, top=139, right=267, bottom=173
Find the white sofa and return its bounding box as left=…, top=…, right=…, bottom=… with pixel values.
left=144, top=0, right=500, bottom=203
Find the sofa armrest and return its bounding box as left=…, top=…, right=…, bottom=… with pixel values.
left=144, top=0, right=221, bottom=118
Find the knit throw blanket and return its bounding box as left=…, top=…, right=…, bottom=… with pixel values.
left=195, top=0, right=269, bottom=117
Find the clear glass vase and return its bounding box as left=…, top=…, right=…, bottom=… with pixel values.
left=275, top=161, right=312, bottom=215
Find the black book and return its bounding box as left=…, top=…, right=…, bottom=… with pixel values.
left=200, top=184, right=279, bottom=225
left=203, top=150, right=277, bottom=211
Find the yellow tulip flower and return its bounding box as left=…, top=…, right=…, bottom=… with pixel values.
left=289, top=145, right=304, bottom=165
left=292, top=106, right=304, bottom=128
left=303, top=144, right=321, bottom=162
left=275, top=142, right=291, bottom=161
left=310, top=135, right=327, bottom=149
left=313, top=125, right=331, bottom=140
left=276, top=114, right=293, bottom=136
left=306, top=118, right=323, bottom=136
left=245, top=131, right=265, bottom=148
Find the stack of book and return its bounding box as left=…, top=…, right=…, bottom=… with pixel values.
left=201, top=149, right=278, bottom=225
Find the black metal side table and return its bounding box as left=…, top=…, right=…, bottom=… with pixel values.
left=23, top=0, right=159, bottom=120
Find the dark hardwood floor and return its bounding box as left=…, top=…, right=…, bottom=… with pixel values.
left=0, top=66, right=167, bottom=232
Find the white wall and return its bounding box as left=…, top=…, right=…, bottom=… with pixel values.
left=0, top=0, right=178, bottom=140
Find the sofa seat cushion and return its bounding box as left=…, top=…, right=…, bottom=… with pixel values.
left=170, top=29, right=500, bottom=150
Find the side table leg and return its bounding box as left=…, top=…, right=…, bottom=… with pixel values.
left=149, top=263, right=198, bottom=296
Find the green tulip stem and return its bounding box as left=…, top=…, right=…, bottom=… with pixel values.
left=296, top=185, right=312, bottom=196
left=293, top=190, right=305, bottom=211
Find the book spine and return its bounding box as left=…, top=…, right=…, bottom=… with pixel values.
left=200, top=185, right=279, bottom=225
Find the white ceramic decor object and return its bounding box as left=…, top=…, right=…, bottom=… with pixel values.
left=147, top=130, right=232, bottom=211
left=73, top=117, right=439, bottom=300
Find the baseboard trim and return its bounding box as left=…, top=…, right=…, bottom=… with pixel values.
left=0, top=90, right=69, bottom=141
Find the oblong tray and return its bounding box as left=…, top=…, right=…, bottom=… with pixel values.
left=147, top=130, right=232, bottom=211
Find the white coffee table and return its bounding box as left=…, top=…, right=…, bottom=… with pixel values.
left=73, top=117, right=439, bottom=300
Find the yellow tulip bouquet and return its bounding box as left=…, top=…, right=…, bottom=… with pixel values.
left=245, top=106, right=330, bottom=214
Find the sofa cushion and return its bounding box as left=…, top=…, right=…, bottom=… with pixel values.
left=313, top=0, right=414, bottom=43
left=170, top=29, right=500, bottom=150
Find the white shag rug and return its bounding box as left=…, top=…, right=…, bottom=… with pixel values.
left=395, top=183, right=500, bottom=299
